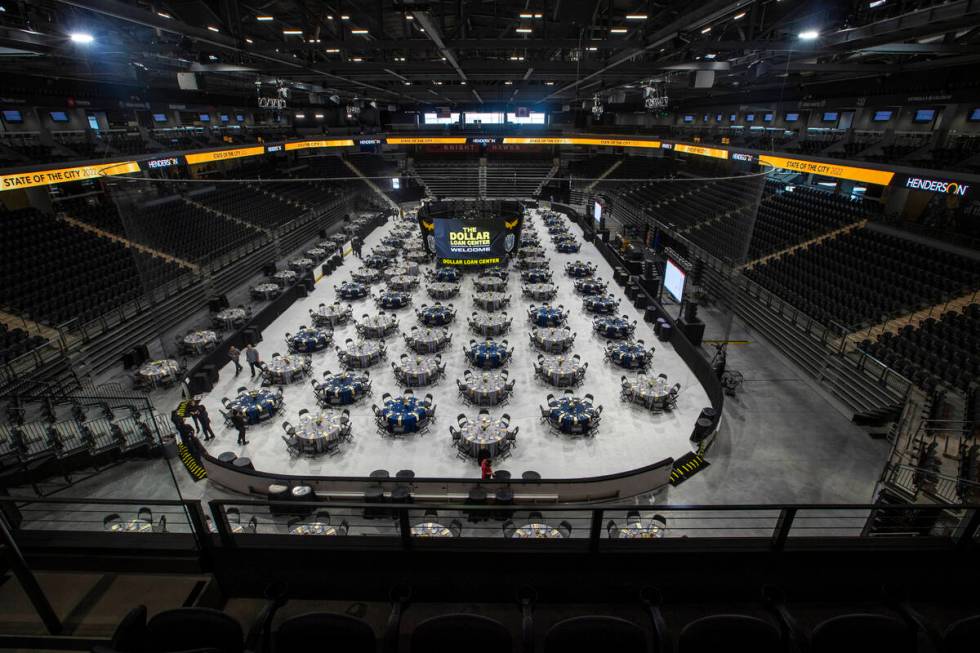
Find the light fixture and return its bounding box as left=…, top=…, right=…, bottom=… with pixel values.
left=520, top=13, right=533, bottom=18
left=340, top=15, right=350, bottom=20
left=516, top=28, right=532, bottom=33
left=208, top=54, right=218, bottom=61
left=406, top=15, right=414, bottom=20
left=69, top=32, right=94, bottom=43
left=460, top=81, right=467, bottom=85
left=799, top=30, right=820, bottom=40
left=733, top=11, right=746, bottom=20
left=283, top=29, right=303, bottom=35
left=509, top=55, right=524, bottom=61
left=419, top=28, right=426, bottom=32
left=295, top=113, right=305, bottom=118
left=704, top=53, right=717, bottom=59
left=157, top=11, right=171, bottom=19
left=351, top=29, right=368, bottom=34
left=869, top=0, right=887, bottom=7
left=395, top=56, right=405, bottom=61
left=504, top=80, right=513, bottom=85
left=403, top=81, right=411, bottom=85
left=326, top=48, right=340, bottom=53
left=586, top=46, right=598, bottom=51
left=700, top=26, right=712, bottom=34
left=352, top=57, right=363, bottom=62
left=207, top=25, right=220, bottom=32
left=434, top=81, right=442, bottom=85
left=626, top=14, right=648, bottom=20
left=545, top=81, right=554, bottom=86
left=256, top=15, right=274, bottom=22
left=610, top=28, right=628, bottom=33
left=315, top=113, right=324, bottom=119
left=245, top=38, right=253, bottom=44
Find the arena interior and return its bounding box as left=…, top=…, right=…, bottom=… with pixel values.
left=0, top=1, right=979, bottom=651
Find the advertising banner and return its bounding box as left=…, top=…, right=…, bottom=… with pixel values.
left=759, top=155, right=894, bottom=185
left=0, top=161, right=140, bottom=191
left=418, top=216, right=523, bottom=266
left=184, top=146, right=265, bottom=165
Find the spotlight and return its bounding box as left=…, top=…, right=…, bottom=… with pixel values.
left=799, top=30, right=820, bottom=40
left=70, top=32, right=94, bottom=44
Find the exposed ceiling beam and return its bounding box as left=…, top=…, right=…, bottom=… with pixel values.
left=410, top=10, right=467, bottom=83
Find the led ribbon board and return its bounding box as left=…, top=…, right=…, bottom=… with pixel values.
left=502, top=137, right=661, bottom=148
left=674, top=144, right=730, bottom=160
left=419, top=216, right=523, bottom=267
left=0, top=161, right=140, bottom=191
left=283, top=139, right=355, bottom=151
left=759, top=155, right=894, bottom=185
left=387, top=137, right=468, bottom=145
left=184, top=146, right=265, bottom=164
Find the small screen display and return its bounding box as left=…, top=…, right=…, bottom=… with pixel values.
left=593, top=201, right=602, bottom=224
left=914, top=109, right=936, bottom=122
left=872, top=110, right=892, bottom=122
left=785, top=112, right=799, bottom=122
left=152, top=113, right=167, bottom=122
left=683, top=115, right=694, bottom=123
left=664, top=259, right=686, bottom=303
left=2, top=110, right=23, bottom=123
left=236, top=114, right=245, bottom=122
left=745, top=114, right=755, bottom=122
left=199, top=113, right=210, bottom=122
left=49, top=111, right=70, bottom=122
left=763, top=113, right=774, bottom=122
left=220, top=114, right=229, bottom=122
left=822, top=112, right=839, bottom=122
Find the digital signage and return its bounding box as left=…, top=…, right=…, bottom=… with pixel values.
left=418, top=217, right=523, bottom=267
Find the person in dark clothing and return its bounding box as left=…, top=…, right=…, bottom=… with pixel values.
left=190, top=402, right=216, bottom=441
left=228, top=345, right=242, bottom=375
left=352, top=237, right=363, bottom=259
left=232, top=410, right=248, bottom=446
left=170, top=409, right=184, bottom=432
left=178, top=421, right=201, bottom=459
left=480, top=456, right=493, bottom=480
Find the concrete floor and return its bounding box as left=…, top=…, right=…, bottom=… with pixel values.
left=15, top=206, right=891, bottom=522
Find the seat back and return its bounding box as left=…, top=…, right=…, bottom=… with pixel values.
left=274, top=612, right=375, bottom=653
left=679, top=614, right=782, bottom=653
left=410, top=614, right=511, bottom=653
left=810, top=613, right=914, bottom=653
left=146, top=608, right=244, bottom=653
left=545, top=616, right=648, bottom=652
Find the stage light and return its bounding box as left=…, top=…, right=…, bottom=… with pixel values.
left=351, top=29, right=368, bottom=35
left=610, top=28, right=628, bottom=33
left=326, top=48, right=340, bottom=53
left=516, top=28, right=532, bottom=33
left=283, top=29, right=303, bottom=35
left=733, top=12, right=746, bottom=20
left=626, top=15, right=648, bottom=20
left=157, top=11, right=171, bottom=19
left=799, top=30, right=820, bottom=40
left=700, top=26, right=712, bottom=34
left=70, top=32, right=94, bottom=44
left=256, top=16, right=274, bottom=22
left=295, top=113, right=305, bottom=118
left=207, top=26, right=220, bottom=32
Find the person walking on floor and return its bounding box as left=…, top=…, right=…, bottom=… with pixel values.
left=190, top=402, right=216, bottom=441
left=481, top=456, right=493, bottom=480
left=228, top=345, right=242, bottom=376
left=232, top=409, right=248, bottom=446
left=170, top=408, right=185, bottom=432
left=245, top=344, right=261, bottom=377
left=353, top=236, right=364, bottom=259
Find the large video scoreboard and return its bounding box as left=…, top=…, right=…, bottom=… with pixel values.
left=417, top=200, right=526, bottom=267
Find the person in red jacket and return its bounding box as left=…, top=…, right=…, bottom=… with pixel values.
left=480, top=456, right=493, bottom=480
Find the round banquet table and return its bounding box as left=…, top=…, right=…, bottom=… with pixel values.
left=373, top=245, right=398, bottom=259
left=138, top=359, right=180, bottom=386
left=251, top=283, right=281, bottom=300
left=356, top=314, right=398, bottom=339
left=351, top=268, right=383, bottom=285
left=474, top=291, right=510, bottom=311
left=519, top=246, right=544, bottom=258
left=306, top=247, right=327, bottom=260
left=512, top=523, right=564, bottom=539
left=418, top=305, right=455, bottom=327
left=575, top=278, right=607, bottom=295
left=459, top=417, right=510, bottom=458
left=432, top=268, right=460, bottom=283
left=381, top=235, right=403, bottom=247
left=380, top=396, right=432, bottom=434
left=288, top=328, right=332, bottom=353
left=294, top=410, right=346, bottom=453
left=521, top=269, right=551, bottom=284
left=537, top=355, right=586, bottom=387
left=555, top=240, right=580, bottom=253
left=289, top=522, right=339, bottom=536
left=376, top=291, right=411, bottom=310
left=468, top=313, right=511, bottom=337
left=619, top=520, right=666, bottom=539
left=405, top=327, right=451, bottom=354
left=273, top=270, right=299, bottom=286
left=547, top=396, right=600, bottom=434
left=337, top=282, right=369, bottom=300
left=594, top=317, right=635, bottom=339
left=608, top=342, right=653, bottom=369
left=316, top=371, right=371, bottom=405
left=482, top=267, right=508, bottom=281
left=311, top=303, right=351, bottom=326
left=364, top=254, right=389, bottom=270
left=290, top=255, right=314, bottom=269
left=523, top=283, right=557, bottom=301
left=427, top=282, right=460, bottom=299
left=230, top=389, right=280, bottom=424
left=182, top=330, right=218, bottom=354
left=264, top=354, right=310, bottom=384
left=528, top=306, right=566, bottom=328
left=584, top=294, right=620, bottom=314
left=520, top=256, right=549, bottom=270
left=547, top=224, right=568, bottom=235
left=466, top=341, right=511, bottom=369
left=395, top=356, right=442, bottom=386
left=565, top=261, right=595, bottom=278
left=406, top=250, right=431, bottom=263
left=474, top=277, right=507, bottom=292
left=386, top=262, right=419, bottom=278
left=387, top=274, right=418, bottom=291
left=411, top=522, right=454, bottom=538
left=623, top=375, right=671, bottom=408
left=459, top=371, right=511, bottom=405
left=339, top=340, right=385, bottom=368
left=215, top=307, right=247, bottom=329
left=531, top=327, right=575, bottom=353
